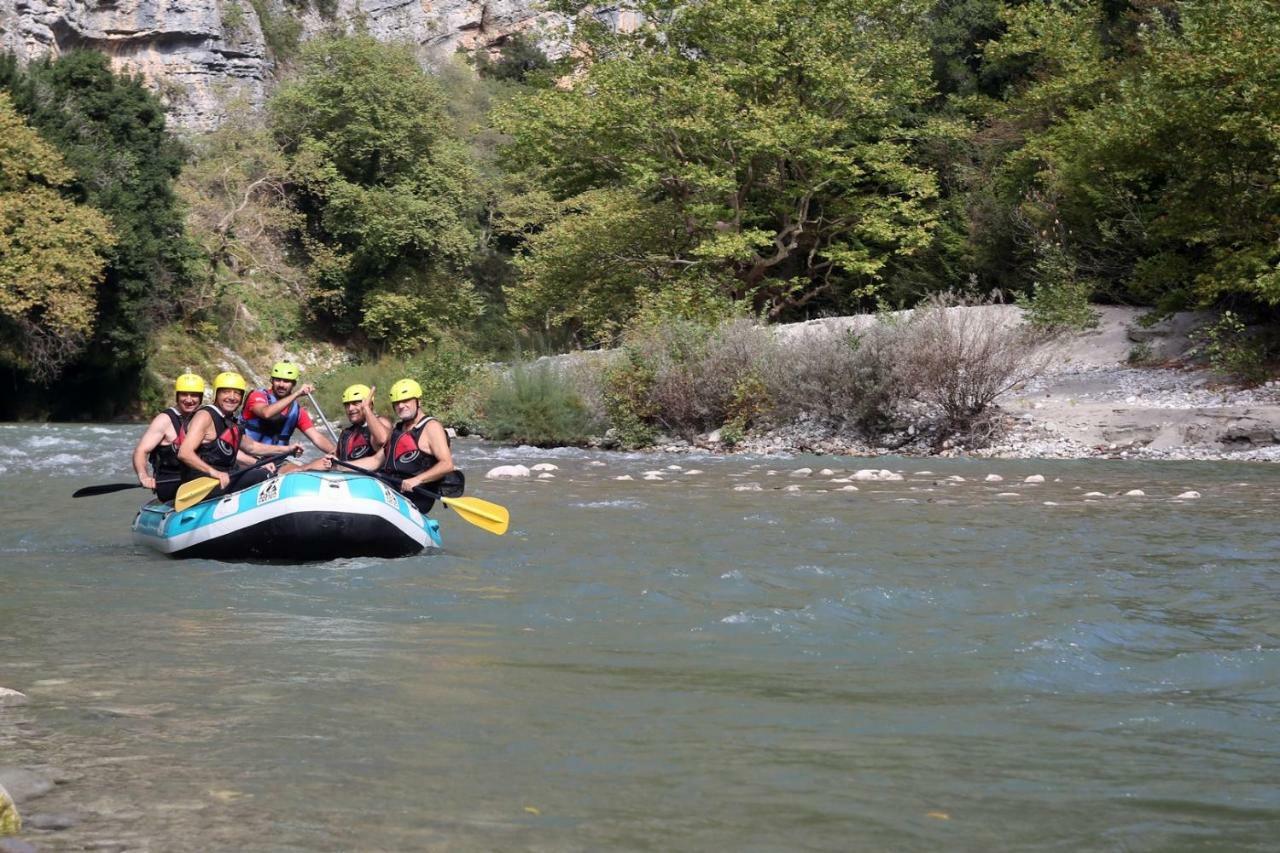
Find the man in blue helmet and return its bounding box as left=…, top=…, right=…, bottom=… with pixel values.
left=243, top=361, right=336, bottom=455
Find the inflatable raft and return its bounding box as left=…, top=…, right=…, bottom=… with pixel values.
left=131, top=470, right=442, bottom=560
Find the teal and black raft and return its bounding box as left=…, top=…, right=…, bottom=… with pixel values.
left=131, top=470, right=443, bottom=560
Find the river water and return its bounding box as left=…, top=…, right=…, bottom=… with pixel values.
left=1, top=423, right=1278, bottom=851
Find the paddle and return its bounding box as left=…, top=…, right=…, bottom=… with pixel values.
left=73, top=479, right=178, bottom=498
left=174, top=449, right=298, bottom=511
left=328, top=458, right=509, bottom=536
left=305, top=390, right=342, bottom=447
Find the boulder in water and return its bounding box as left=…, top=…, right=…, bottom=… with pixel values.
left=0, top=689, right=26, bottom=708
left=486, top=465, right=531, bottom=479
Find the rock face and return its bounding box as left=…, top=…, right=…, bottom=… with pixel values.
left=0, top=0, right=563, bottom=131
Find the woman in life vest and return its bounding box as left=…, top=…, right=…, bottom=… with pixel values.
left=302, top=383, right=390, bottom=472
left=177, top=371, right=303, bottom=498
left=243, top=361, right=336, bottom=455
left=131, top=373, right=205, bottom=503
left=349, top=378, right=455, bottom=513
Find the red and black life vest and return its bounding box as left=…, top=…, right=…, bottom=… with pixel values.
left=189, top=404, right=242, bottom=475
left=338, top=423, right=374, bottom=461
left=148, top=407, right=189, bottom=479
left=381, top=416, right=444, bottom=477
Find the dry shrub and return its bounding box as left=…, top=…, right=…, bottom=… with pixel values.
left=896, top=294, right=1046, bottom=440
left=647, top=319, right=773, bottom=437
left=764, top=323, right=904, bottom=434
left=605, top=318, right=774, bottom=441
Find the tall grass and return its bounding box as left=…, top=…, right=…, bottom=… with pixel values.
left=481, top=362, right=598, bottom=447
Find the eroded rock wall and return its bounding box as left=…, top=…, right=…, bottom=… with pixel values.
left=0, top=0, right=571, bottom=131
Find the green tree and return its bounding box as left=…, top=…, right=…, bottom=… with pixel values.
left=496, top=0, right=939, bottom=339
left=0, top=93, right=114, bottom=382
left=0, top=51, right=195, bottom=409
left=976, top=0, right=1280, bottom=312
left=177, top=102, right=305, bottom=339
left=269, top=35, right=483, bottom=348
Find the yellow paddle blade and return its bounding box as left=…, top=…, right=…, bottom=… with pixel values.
left=440, top=495, right=510, bottom=535
left=174, top=477, right=219, bottom=511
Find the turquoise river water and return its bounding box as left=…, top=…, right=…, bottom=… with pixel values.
left=1, top=423, right=1278, bottom=851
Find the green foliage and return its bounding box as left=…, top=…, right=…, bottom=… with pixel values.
left=0, top=93, right=115, bottom=383
left=360, top=270, right=485, bottom=357
left=312, top=334, right=480, bottom=421
left=502, top=187, right=693, bottom=345
left=481, top=362, right=598, bottom=447
left=983, top=0, right=1280, bottom=313
left=269, top=35, right=482, bottom=337
left=474, top=34, right=553, bottom=85
left=602, top=353, right=659, bottom=449
left=600, top=317, right=773, bottom=444
left=223, top=0, right=247, bottom=33
left=249, top=0, right=303, bottom=61
left=496, top=0, right=940, bottom=338
left=0, top=51, right=195, bottom=415
left=1015, top=241, right=1100, bottom=331
left=1196, top=312, right=1270, bottom=385
left=177, top=103, right=304, bottom=334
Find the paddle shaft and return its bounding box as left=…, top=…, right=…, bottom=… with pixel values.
left=328, top=457, right=445, bottom=503
left=305, top=391, right=342, bottom=447
left=73, top=478, right=179, bottom=498
left=174, top=448, right=299, bottom=510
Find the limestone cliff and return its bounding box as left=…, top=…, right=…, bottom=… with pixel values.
left=0, top=0, right=579, bottom=131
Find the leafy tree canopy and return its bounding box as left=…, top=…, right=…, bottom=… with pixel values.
left=0, top=93, right=115, bottom=382
left=985, top=0, right=1280, bottom=312
left=0, top=51, right=195, bottom=398
left=496, top=0, right=940, bottom=340
left=269, top=35, right=483, bottom=347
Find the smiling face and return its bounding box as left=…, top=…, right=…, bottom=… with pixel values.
left=175, top=390, right=202, bottom=415
left=270, top=376, right=296, bottom=398
left=215, top=387, right=244, bottom=415
left=344, top=400, right=365, bottom=426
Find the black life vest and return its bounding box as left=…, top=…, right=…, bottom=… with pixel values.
left=148, top=407, right=189, bottom=478
left=381, top=416, right=445, bottom=477
left=243, top=389, right=301, bottom=445
left=186, top=404, right=242, bottom=476
left=338, top=423, right=374, bottom=461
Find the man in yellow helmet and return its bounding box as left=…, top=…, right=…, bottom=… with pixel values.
left=178, top=371, right=303, bottom=497
left=131, top=373, right=206, bottom=503
left=346, top=378, right=460, bottom=513
left=243, top=361, right=336, bottom=455
left=300, top=383, right=390, bottom=471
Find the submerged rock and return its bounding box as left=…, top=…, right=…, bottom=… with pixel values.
left=1175, top=490, right=1202, bottom=499
left=1124, top=489, right=1146, bottom=497
left=530, top=463, right=558, bottom=472
left=984, top=474, right=1003, bottom=482
left=1024, top=474, right=1045, bottom=483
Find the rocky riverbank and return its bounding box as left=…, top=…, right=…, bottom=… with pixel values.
left=609, top=307, right=1280, bottom=463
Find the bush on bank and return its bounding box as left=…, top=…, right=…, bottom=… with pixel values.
left=480, top=362, right=598, bottom=447
left=579, top=296, right=1046, bottom=450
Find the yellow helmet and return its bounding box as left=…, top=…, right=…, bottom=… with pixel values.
left=388, top=378, right=423, bottom=403
left=174, top=373, right=205, bottom=394
left=270, top=361, right=301, bottom=381
left=342, top=384, right=372, bottom=404
left=213, top=371, right=247, bottom=392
